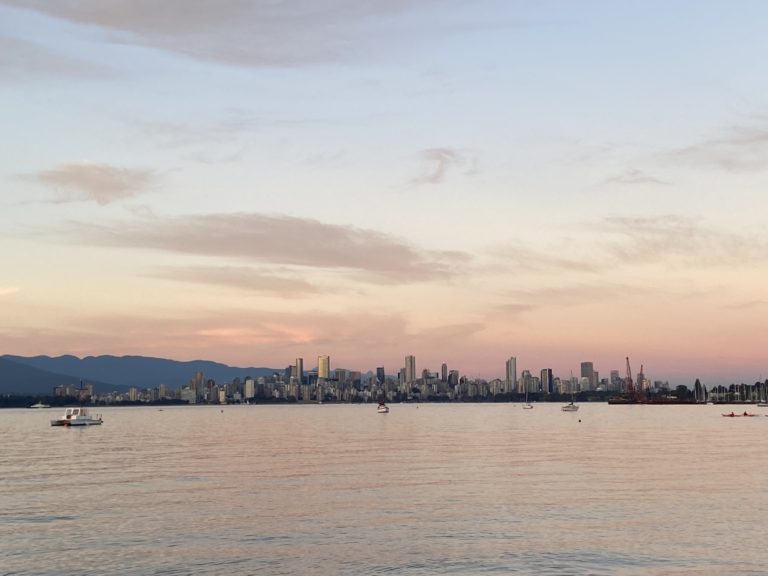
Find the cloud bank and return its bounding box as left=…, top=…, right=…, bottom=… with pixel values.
left=2, top=0, right=454, bottom=68
left=64, top=212, right=470, bottom=282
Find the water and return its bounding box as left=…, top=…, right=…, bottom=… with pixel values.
left=2, top=403, right=767, bottom=575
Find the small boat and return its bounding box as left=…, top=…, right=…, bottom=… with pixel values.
left=377, top=402, right=389, bottom=414
left=29, top=402, right=51, bottom=409
left=562, top=375, right=579, bottom=412
left=522, top=386, right=534, bottom=409
left=722, top=412, right=758, bottom=418
left=51, top=407, right=103, bottom=427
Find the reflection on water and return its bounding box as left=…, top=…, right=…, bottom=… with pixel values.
left=1, top=404, right=767, bottom=575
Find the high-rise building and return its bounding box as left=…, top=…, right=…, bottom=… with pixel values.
left=610, top=370, right=621, bottom=390
left=376, top=367, right=386, bottom=386
left=521, top=370, right=533, bottom=393
left=405, top=355, right=416, bottom=385
left=505, top=357, right=517, bottom=391
left=318, top=356, right=330, bottom=379
left=441, top=363, right=448, bottom=382
left=295, top=358, right=304, bottom=385
left=581, top=362, right=595, bottom=390
left=540, top=368, right=553, bottom=394
left=448, top=370, right=460, bottom=387
left=191, top=371, right=205, bottom=400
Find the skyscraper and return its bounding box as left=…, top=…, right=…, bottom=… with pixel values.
left=540, top=368, right=553, bottom=394
left=376, top=367, right=386, bottom=386
left=405, top=355, right=416, bottom=385
left=318, top=355, right=330, bottom=379
left=581, top=362, right=595, bottom=391
left=295, top=358, right=304, bottom=385
left=506, top=357, right=517, bottom=392
left=441, top=362, right=448, bottom=383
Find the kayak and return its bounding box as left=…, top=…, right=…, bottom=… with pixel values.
left=722, top=413, right=758, bottom=417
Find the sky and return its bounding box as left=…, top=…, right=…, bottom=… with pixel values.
left=2, top=0, right=768, bottom=386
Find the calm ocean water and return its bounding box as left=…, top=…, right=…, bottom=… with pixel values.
left=1, top=403, right=767, bottom=575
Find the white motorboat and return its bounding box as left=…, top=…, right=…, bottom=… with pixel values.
left=30, top=402, right=51, bottom=408
left=51, top=407, right=103, bottom=427
left=377, top=402, right=389, bottom=413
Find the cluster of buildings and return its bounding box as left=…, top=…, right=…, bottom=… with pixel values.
left=505, top=358, right=667, bottom=396
left=70, top=355, right=670, bottom=405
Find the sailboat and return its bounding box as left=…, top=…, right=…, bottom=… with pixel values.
left=758, top=378, right=768, bottom=407
left=523, top=385, right=533, bottom=409
left=562, top=375, right=579, bottom=412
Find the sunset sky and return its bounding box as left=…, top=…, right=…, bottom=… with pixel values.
left=2, top=1, right=768, bottom=385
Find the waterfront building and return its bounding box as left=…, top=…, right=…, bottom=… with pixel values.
left=293, top=358, right=304, bottom=384
left=506, top=357, right=517, bottom=392
left=489, top=378, right=505, bottom=395
left=244, top=378, right=255, bottom=400
left=610, top=370, right=621, bottom=390
left=581, top=362, right=597, bottom=390
left=376, top=367, right=385, bottom=386
left=441, top=363, right=448, bottom=382
left=318, top=356, right=330, bottom=379
left=520, top=370, right=533, bottom=393
left=180, top=387, right=196, bottom=404
left=405, top=355, right=416, bottom=385
left=540, top=368, right=553, bottom=394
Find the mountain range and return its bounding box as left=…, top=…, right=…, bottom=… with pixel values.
left=0, top=355, right=281, bottom=395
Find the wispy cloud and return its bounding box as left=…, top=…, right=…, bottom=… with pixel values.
left=412, top=147, right=475, bottom=184
left=61, top=212, right=470, bottom=283
left=2, top=0, right=467, bottom=68
left=504, top=283, right=647, bottom=309
left=664, top=123, right=768, bottom=172
left=492, top=244, right=601, bottom=273
left=601, top=215, right=768, bottom=267
left=493, top=303, right=536, bottom=316
left=600, top=168, right=671, bottom=187
left=722, top=300, right=768, bottom=310
left=0, top=35, right=108, bottom=80
left=136, top=113, right=308, bottom=148
left=133, top=113, right=321, bottom=164
left=148, top=265, right=322, bottom=298
left=25, top=162, right=155, bottom=205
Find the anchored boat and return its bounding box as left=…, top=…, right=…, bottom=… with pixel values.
left=51, top=407, right=103, bottom=427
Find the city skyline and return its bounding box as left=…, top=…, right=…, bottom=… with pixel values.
left=3, top=1, right=768, bottom=385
